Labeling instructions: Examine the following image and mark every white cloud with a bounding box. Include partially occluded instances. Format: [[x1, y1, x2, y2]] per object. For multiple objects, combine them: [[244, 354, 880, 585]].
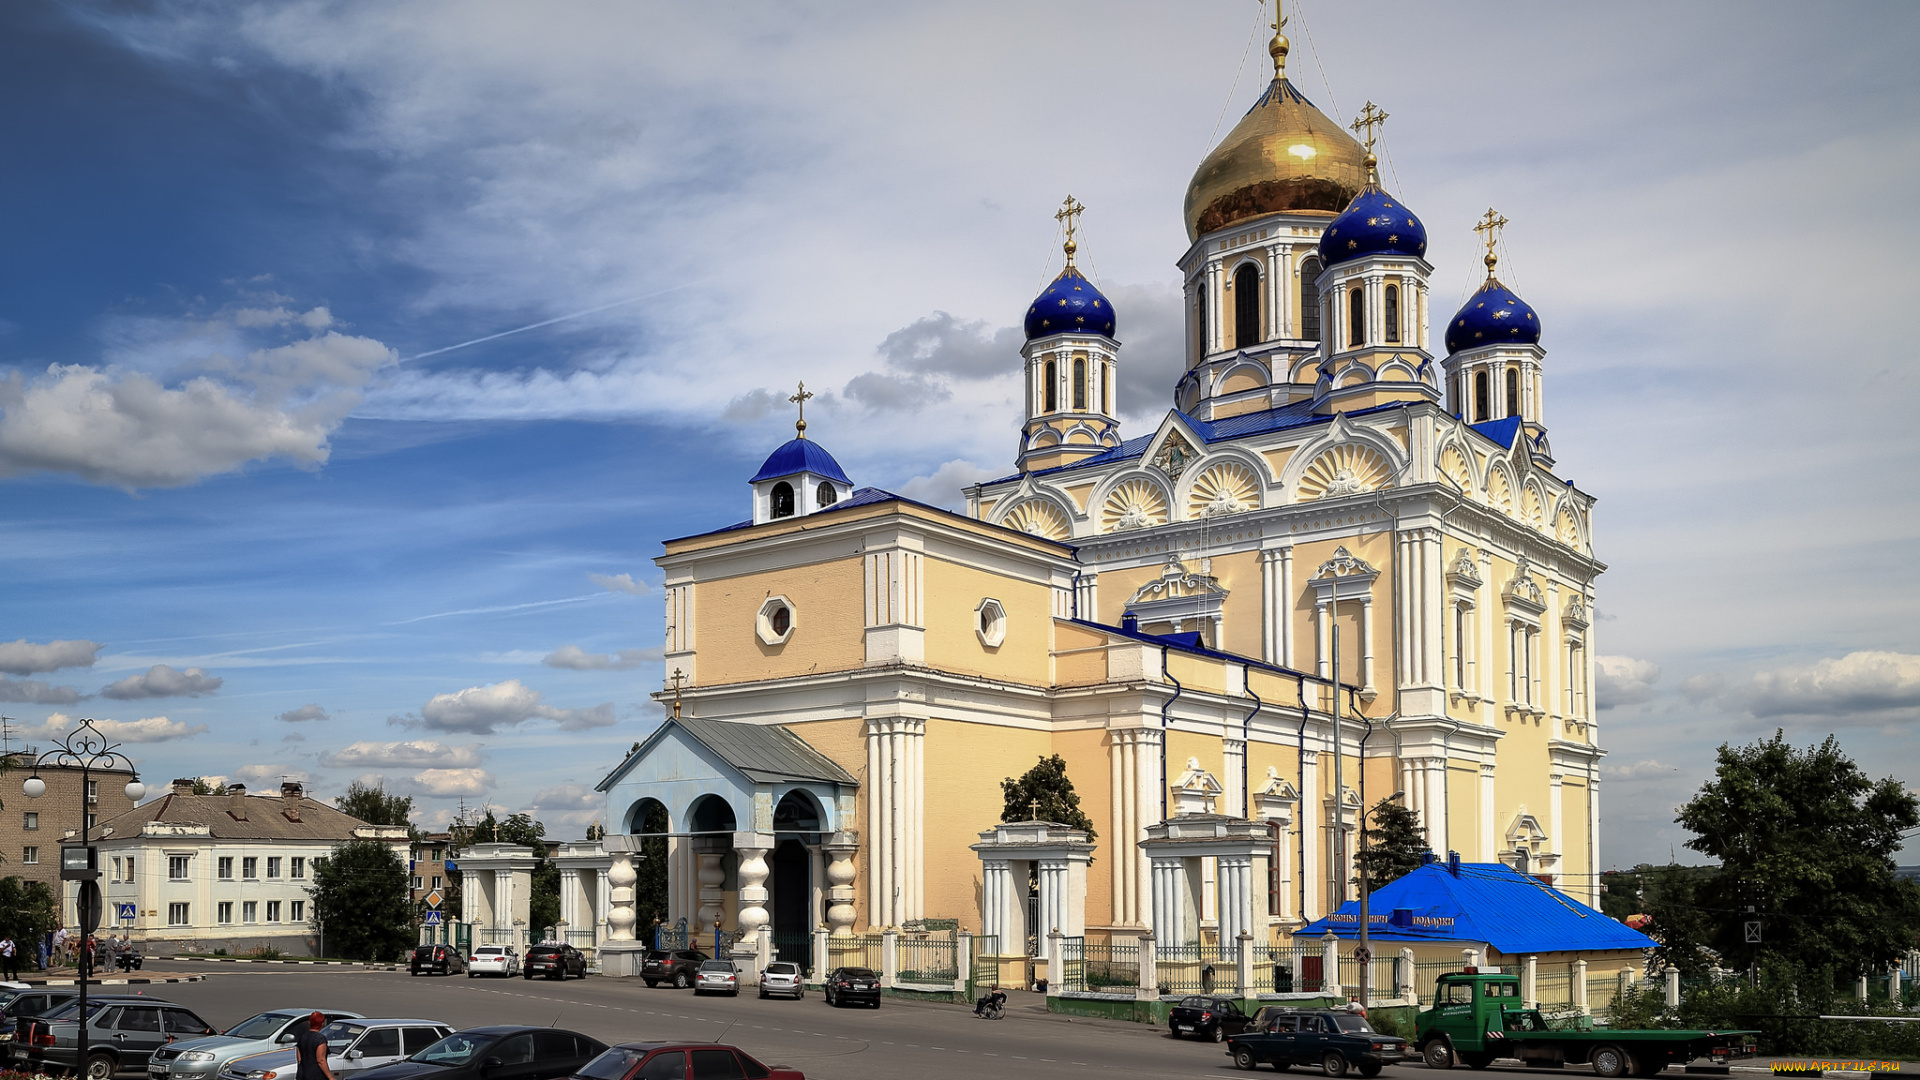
[[588, 573, 648, 596], [1745, 651, 1920, 721], [409, 768, 494, 798], [1680, 673, 1726, 703], [234, 763, 312, 787], [232, 305, 333, 331], [283, 732, 307, 743], [100, 664, 223, 700], [397, 678, 614, 734], [0, 639, 101, 675], [277, 703, 329, 723], [1595, 655, 1661, 709], [542, 644, 656, 671], [321, 740, 485, 769], [0, 677, 83, 705], [529, 782, 602, 830], [22, 714, 208, 744], [1603, 759, 1680, 782], [893, 459, 998, 510]]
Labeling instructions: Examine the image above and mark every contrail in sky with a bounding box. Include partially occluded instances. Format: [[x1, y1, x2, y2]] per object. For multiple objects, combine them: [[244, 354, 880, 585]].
[[385, 593, 608, 626], [402, 283, 695, 362]]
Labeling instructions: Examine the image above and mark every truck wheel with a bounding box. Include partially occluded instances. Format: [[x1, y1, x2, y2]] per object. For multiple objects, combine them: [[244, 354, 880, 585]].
[[1591, 1045, 1633, 1079], [1423, 1040, 1455, 1070], [1461, 1053, 1495, 1070], [1322, 1052, 1350, 1078], [84, 1053, 116, 1080], [1633, 1055, 1668, 1077], [1234, 1048, 1258, 1071], [1359, 1066, 1383, 1079]]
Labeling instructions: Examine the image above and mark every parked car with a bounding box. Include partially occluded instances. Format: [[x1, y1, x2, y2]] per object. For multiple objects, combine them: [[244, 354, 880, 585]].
[[574, 1041, 804, 1080], [23, 995, 220, 1080], [353, 1026, 605, 1080], [149, 1009, 364, 1080], [1169, 995, 1255, 1042], [466, 946, 520, 978], [0, 990, 77, 1064], [522, 945, 587, 981], [219, 1020, 455, 1080], [639, 949, 708, 989], [692, 960, 740, 997], [410, 946, 464, 976], [759, 961, 804, 1000], [1226, 1006, 1408, 1077], [822, 967, 880, 1009]]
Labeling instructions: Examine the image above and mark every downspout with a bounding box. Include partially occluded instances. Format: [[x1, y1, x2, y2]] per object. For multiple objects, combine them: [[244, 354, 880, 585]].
[[1160, 646, 1183, 823], [1295, 675, 1311, 922], [1241, 662, 1263, 817]]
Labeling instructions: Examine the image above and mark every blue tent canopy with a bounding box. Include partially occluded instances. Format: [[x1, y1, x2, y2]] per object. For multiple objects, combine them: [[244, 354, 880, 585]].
[[1293, 862, 1654, 956]]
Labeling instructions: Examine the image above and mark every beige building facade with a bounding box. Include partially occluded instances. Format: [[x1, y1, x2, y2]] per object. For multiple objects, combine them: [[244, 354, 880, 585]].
[[0, 754, 138, 892]]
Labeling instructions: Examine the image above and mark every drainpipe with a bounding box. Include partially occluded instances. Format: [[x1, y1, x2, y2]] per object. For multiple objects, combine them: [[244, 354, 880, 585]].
[[1295, 675, 1312, 922], [1160, 646, 1183, 823], [1241, 663, 1263, 818]]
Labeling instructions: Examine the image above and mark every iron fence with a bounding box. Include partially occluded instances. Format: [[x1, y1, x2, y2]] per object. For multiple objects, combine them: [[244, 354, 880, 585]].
[[655, 918, 689, 951], [1409, 958, 1463, 1004], [1336, 954, 1401, 997], [769, 931, 812, 973], [1587, 970, 1630, 1017], [1157, 942, 1240, 996], [1251, 943, 1328, 994], [478, 927, 516, 945], [564, 930, 596, 957], [827, 932, 884, 974], [896, 933, 958, 985], [1057, 937, 1140, 993], [971, 934, 1000, 990], [1534, 966, 1576, 1010]]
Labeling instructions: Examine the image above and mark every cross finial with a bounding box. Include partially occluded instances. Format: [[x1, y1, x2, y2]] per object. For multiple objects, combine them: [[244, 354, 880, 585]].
[[1474, 207, 1509, 278], [1028, 797, 1042, 821], [667, 668, 688, 720], [1268, 0, 1290, 78], [1349, 101, 1388, 184], [787, 381, 813, 439], [1055, 195, 1085, 268]]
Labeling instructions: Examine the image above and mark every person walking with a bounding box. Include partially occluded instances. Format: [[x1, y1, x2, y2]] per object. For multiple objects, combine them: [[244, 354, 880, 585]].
[[0, 937, 17, 981], [295, 1012, 335, 1080], [51, 927, 67, 969]]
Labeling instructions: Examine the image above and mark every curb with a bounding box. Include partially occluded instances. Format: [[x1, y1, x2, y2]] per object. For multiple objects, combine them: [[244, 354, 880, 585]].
[[170, 959, 405, 970], [14, 975, 207, 986]]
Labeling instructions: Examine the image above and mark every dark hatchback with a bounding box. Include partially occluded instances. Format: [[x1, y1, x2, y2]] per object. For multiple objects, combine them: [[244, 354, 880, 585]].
[[821, 967, 879, 1009], [355, 1027, 606, 1080], [1168, 995, 1255, 1042], [574, 1041, 804, 1080], [410, 945, 465, 976], [21, 996, 218, 1079], [1226, 1007, 1407, 1077], [640, 950, 708, 989], [0, 990, 77, 1064], [523, 945, 587, 981]]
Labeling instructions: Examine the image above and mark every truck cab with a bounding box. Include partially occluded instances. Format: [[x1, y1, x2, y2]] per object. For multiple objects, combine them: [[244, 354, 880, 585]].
[[1417, 971, 1537, 1067]]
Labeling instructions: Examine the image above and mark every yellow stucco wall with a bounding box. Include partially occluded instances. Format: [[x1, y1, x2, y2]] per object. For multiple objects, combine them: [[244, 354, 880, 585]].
[[1052, 726, 1116, 928], [695, 557, 866, 685], [922, 719, 1052, 929], [923, 557, 1053, 686]]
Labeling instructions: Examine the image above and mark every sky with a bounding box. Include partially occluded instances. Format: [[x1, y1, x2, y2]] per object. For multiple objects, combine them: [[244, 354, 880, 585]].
[[0, 1, 1916, 867]]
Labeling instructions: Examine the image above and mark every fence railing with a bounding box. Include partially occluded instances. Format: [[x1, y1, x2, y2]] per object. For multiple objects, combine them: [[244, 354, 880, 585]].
[[896, 933, 958, 985], [1336, 954, 1401, 996], [1410, 958, 1462, 1004], [1156, 943, 1240, 995], [1057, 937, 1141, 994], [1587, 970, 1630, 1017], [827, 932, 885, 973], [1251, 943, 1328, 994], [478, 927, 516, 945], [564, 930, 596, 955], [972, 934, 1000, 989]]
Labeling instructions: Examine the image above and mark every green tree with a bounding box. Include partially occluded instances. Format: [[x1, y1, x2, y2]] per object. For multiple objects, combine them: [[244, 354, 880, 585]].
[[1677, 731, 1920, 978], [308, 840, 414, 961], [1000, 755, 1098, 844], [336, 781, 415, 831], [1353, 797, 1428, 890], [0, 877, 59, 945], [457, 810, 559, 936], [633, 803, 669, 928], [190, 778, 229, 795]]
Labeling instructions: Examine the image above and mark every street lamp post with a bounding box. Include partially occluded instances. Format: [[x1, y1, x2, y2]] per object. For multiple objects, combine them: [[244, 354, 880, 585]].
[[1355, 789, 1405, 1010], [22, 719, 145, 1030]]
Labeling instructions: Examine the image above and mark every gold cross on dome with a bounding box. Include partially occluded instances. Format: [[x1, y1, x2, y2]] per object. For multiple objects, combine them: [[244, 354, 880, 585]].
[[1474, 207, 1509, 277], [1349, 101, 1389, 155], [788, 381, 813, 439], [1028, 797, 1042, 821], [1268, 0, 1290, 77], [667, 667, 688, 720], [1055, 195, 1085, 267]]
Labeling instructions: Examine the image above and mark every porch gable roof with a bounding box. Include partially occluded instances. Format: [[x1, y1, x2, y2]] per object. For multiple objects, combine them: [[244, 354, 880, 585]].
[[597, 716, 858, 792]]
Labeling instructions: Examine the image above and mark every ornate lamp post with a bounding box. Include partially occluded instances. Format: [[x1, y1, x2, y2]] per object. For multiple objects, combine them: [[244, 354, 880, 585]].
[[22, 719, 145, 1024]]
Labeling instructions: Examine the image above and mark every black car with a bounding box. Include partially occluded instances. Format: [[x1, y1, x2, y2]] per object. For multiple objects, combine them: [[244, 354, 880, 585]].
[[822, 966, 880, 1008], [22, 995, 218, 1080], [0, 990, 78, 1065], [411, 945, 465, 976], [355, 1026, 606, 1080], [574, 1041, 804, 1080], [1226, 1007, 1408, 1078], [523, 944, 587, 981], [1169, 995, 1255, 1042], [640, 949, 708, 989]]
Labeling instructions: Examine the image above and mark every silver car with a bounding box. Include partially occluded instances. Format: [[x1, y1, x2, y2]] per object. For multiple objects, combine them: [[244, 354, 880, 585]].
[[149, 1010, 363, 1080], [757, 961, 804, 1000], [693, 959, 741, 996], [218, 1019, 454, 1080]]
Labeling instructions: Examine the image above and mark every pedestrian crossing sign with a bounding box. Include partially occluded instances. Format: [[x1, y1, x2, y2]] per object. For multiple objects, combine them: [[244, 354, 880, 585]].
[[116, 903, 136, 921], [423, 911, 443, 925]]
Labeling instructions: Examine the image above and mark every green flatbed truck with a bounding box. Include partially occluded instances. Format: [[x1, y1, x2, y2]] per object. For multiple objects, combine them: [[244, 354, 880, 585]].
[[1416, 970, 1757, 1077]]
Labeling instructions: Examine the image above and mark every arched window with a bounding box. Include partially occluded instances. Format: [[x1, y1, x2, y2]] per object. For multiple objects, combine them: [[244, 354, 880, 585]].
[[1506, 368, 1521, 418], [1195, 284, 1209, 358], [1299, 257, 1322, 341], [1073, 357, 1087, 410], [816, 482, 837, 508], [1233, 263, 1261, 348], [1348, 287, 1366, 347], [1474, 371, 1490, 422], [1384, 285, 1400, 343], [771, 482, 795, 519], [1043, 359, 1057, 412]]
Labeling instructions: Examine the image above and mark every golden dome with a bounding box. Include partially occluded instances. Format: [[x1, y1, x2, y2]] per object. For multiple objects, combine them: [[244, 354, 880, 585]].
[[1183, 76, 1370, 242]]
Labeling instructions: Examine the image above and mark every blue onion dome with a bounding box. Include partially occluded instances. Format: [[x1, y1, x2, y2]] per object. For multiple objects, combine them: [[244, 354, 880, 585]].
[[1445, 274, 1542, 354], [750, 438, 851, 485], [1319, 184, 1427, 267], [1025, 266, 1117, 341]]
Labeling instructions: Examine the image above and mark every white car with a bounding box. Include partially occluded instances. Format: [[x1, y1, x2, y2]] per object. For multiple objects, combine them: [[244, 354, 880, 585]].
[[693, 959, 740, 996], [465, 946, 520, 978], [758, 961, 803, 1000]]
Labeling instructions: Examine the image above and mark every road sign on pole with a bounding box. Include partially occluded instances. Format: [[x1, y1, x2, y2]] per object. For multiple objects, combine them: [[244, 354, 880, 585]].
[[116, 903, 136, 921], [423, 910, 444, 926], [424, 890, 444, 909], [1744, 921, 1762, 943]]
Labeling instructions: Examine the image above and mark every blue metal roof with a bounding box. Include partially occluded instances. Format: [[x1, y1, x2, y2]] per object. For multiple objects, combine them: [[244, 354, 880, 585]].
[[1469, 415, 1523, 450], [1294, 862, 1655, 955], [663, 486, 1079, 548], [1446, 276, 1541, 354], [1319, 185, 1428, 268], [749, 438, 853, 485], [1026, 266, 1116, 341]]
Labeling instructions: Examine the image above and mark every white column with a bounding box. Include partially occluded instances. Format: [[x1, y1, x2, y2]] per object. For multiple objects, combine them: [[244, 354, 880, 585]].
[[1219, 856, 1253, 945], [1136, 728, 1161, 903], [1588, 775, 1602, 906], [1479, 553, 1497, 708], [735, 843, 770, 946], [866, 722, 882, 928], [1548, 771, 1564, 875], [981, 860, 1010, 945], [1207, 260, 1226, 354], [1314, 599, 1330, 679], [910, 717, 925, 924], [605, 853, 636, 941], [1480, 765, 1498, 862], [1279, 546, 1295, 668], [1224, 740, 1246, 817], [1110, 729, 1126, 925], [1151, 859, 1186, 945], [1426, 760, 1449, 854], [824, 843, 857, 938], [1359, 596, 1376, 694]]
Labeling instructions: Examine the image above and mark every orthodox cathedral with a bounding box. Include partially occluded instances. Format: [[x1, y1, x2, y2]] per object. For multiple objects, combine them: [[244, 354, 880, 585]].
[[593, 12, 1602, 971]]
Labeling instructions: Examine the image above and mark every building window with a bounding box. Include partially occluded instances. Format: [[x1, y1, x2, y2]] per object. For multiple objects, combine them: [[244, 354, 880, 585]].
[[111, 857, 121, 882], [1299, 257, 1322, 342], [1348, 287, 1366, 347], [21, 847, 37, 866], [85, 813, 96, 831], [1384, 285, 1400, 343], [243, 856, 258, 880], [1474, 371, 1490, 422], [85, 780, 98, 804], [266, 857, 281, 879], [243, 901, 258, 924], [815, 482, 837, 508], [266, 901, 281, 923], [168, 903, 189, 927], [1043, 359, 1057, 412], [769, 482, 794, 519], [412, 875, 423, 890], [218, 857, 233, 880], [1194, 285, 1208, 358], [1268, 821, 1285, 917], [430, 876, 441, 890], [1454, 607, 1467, 689], [1506, 367, 1521, 418], [975, 598, 1007, 648], [169, 856, 190, 880], [126, 856, 134, 884], [22, 812, 37, 831], [1072, 357, 1087, 411], [290, 900, 305, 923], [217, 902, 233, 925], [756, 596, 797, 647], [1234, 263, 1261, 348], [290, 857, 305, 880]]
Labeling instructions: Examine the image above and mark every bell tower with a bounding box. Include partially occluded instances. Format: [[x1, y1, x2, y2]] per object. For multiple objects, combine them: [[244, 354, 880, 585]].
[[1018, 196, 1122, 473]]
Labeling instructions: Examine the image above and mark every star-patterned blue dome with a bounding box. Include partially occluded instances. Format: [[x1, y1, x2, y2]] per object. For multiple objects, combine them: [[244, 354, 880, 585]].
[[1318, 186, 1427, 268], [1445, 277, 1542, 354], [1025, 267, 1116, 341]]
